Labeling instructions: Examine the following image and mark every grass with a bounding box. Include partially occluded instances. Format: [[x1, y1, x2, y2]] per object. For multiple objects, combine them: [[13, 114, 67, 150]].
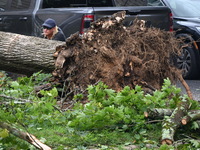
[[29, 125, 139, 149], [12, 123, 164, 149]]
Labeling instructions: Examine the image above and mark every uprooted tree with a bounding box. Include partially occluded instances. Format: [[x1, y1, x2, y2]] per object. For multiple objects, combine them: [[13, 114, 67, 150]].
[[0, 11, 189, 94], [0, 11, 198, 146]]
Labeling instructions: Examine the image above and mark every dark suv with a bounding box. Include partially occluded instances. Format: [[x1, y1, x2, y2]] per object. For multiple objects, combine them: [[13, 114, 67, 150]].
[[149, 0, 200, 79]]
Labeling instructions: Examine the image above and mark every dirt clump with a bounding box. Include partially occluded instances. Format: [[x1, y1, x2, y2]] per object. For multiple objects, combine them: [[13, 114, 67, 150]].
[[52, 11, 182, 100]]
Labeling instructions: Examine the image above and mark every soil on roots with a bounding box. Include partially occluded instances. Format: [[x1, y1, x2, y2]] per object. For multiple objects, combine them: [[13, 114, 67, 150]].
[[52, 11, 182, 105]]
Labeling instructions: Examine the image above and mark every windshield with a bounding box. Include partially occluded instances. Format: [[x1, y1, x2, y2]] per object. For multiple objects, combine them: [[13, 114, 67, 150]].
[[165, 0, 200, 18]]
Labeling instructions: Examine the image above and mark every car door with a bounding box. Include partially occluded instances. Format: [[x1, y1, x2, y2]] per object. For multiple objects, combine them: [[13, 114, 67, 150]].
[[1, 0, 35, 36], [0, 0, 9, 31]]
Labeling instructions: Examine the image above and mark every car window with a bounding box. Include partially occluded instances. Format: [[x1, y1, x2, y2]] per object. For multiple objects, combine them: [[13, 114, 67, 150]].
[[10, 0, 31, 11], [0, 0, 7, 10], [87, 0, 113, 7], [42, 0, 113, 8], [115, 0, 148, 6], [42, 0, 70, 8], [166, 0, 200, 17], [147, 0, 164, 6]]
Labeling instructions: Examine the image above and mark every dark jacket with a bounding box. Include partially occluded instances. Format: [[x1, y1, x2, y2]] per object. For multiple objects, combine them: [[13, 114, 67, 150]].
[[52, 28, 66, 41], [41, 27, 66, 42]]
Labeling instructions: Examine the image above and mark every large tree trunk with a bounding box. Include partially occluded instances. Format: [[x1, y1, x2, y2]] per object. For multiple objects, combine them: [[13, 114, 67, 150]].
[[0, 31, 65, 75]]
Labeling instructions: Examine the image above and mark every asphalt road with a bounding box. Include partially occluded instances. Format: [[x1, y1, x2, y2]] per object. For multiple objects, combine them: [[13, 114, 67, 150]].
[[176, 80, 200, 101]]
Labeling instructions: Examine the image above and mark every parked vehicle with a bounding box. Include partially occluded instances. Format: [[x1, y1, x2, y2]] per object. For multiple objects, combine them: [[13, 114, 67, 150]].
[[0, 0, 172, 38], [149, 0, 200, 79]]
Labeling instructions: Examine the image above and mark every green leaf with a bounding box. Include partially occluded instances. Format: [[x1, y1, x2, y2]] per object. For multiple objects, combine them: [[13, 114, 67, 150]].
[[10, 81, 19, 88], [0, 129, 9, 138], [134, 134, 141, 140], [191, 121, 200, 130], [190, 139, 199, 148]]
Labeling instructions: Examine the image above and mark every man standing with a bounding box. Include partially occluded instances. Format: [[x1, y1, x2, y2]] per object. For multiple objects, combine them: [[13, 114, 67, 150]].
[[42, 18, 66, 41]]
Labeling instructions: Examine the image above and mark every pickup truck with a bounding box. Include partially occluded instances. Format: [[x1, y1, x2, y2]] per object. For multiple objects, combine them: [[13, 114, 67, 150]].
[[0, 0, 172, 38]]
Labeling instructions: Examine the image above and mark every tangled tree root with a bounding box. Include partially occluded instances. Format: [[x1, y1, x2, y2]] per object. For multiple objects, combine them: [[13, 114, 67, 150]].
[[52, 11, 186, 98]]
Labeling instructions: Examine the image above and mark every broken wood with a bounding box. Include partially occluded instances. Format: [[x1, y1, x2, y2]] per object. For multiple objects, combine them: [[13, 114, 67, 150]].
[[144, 108, 174, 119], [182, 110, 200, 125], [160, 75, 194, 145], [161, 96, 190, 145], [0, 122, 51, 150]]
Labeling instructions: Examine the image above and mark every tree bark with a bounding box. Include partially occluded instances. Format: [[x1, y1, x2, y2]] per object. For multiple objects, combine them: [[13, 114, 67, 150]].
[[161, 96, 190, 145], [145, 108, 200, 120], [0, 31, 65, 75], [0, 122, 51, 150], [160, 75, 193, 145], [144, 108, 175, 119]]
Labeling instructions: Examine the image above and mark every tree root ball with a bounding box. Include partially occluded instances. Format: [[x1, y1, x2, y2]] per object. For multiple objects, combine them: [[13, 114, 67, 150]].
[[53, 11, 182, 95]]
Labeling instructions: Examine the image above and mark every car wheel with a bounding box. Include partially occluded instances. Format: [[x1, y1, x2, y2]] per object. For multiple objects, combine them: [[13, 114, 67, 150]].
[[175, 47, 199, 79]]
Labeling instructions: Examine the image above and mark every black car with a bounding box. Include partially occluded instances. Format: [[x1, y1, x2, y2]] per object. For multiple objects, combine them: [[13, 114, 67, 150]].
[[148, 0, 200, 79]]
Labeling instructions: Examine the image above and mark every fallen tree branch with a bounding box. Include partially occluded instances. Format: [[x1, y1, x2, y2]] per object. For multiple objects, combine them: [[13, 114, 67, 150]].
[[160, 74, 193, 145], [173, 134, 200, 148], [182, 111, 200, 125], [145, 108, 200, 120], [0, 94, 33, 104], [161, 96, 190, 145], [0, 122, 51, 150], [178, 75, 193, 100], [144, 108, 174, 119]]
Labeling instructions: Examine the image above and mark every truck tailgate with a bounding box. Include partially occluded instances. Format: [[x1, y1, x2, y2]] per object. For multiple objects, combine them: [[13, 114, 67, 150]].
[[93, 6, 172, 31]]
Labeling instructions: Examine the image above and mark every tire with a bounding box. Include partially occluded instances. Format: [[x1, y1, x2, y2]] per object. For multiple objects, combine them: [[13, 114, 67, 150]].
[[175, 47, 200, 79]]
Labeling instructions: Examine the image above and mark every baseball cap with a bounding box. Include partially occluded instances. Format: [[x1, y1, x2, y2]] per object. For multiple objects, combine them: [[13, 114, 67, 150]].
[[42, 18, 56, 29]]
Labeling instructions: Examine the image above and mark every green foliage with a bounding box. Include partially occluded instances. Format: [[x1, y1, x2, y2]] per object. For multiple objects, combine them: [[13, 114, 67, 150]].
[[0, 72, 66, 128], [0, 72, 199, 149], [159, 144, 175, 150], [0, 129, 9, 138], [67, 83, 147, 130], [67, 79, 190, 131], [191, 121, 200, 130]]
